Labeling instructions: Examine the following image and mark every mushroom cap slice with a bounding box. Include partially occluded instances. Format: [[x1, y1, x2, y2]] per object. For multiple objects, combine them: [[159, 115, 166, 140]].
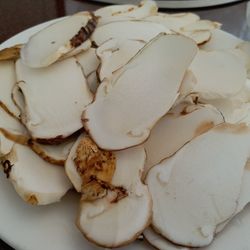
[[21, 13, 97, 68], [75, 48, 100, 77], [16, 57, 93, 142], [200, 29, 242, 51], [28, 138, 75, 166], [83, 33, 197, 150], [97, 38, 146, 81], [145, 12, 199, 31], [96, 0, 158, 26], [143, 103, 224, 175], [0, 61, 21, 119], [0, 143, 72, 205], [146, 123, 250, 247], [144, 227, 190, 250], [204, 204, 250, 250], [191, 50, 246, 99], [91, 20, 169, 46], [77, 145, 152, 248]]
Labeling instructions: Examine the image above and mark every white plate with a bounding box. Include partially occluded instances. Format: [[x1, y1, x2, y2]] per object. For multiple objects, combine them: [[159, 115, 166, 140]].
[[0, 19, 151, 250]]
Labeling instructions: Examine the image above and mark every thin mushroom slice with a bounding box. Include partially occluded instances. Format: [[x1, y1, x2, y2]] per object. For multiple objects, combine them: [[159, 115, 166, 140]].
[[181, 30, 211, 45], [0, 144, 72, 205], [143, 103, 224, 176], [16, 57, 93, 143], [144, 227, 190, 250], [145, 12, 199, 31], [190, 50, 246, 99], [77, 145, 152, 248], [75, 48, 100, 77], [96, 0, 158, 26], [0, 61, 21, 119], [28, 137, 76, 166], [83, 33, 197, 150], [0, 44, 22, 61], [204, 204, 250, 250], [200, 29, 242, 51], [91, 20, 169, 47], [181, 20, 221, 32], [21, 13, 97, 68], [97, 38, 146, 81], [146, 123, 250, 247]]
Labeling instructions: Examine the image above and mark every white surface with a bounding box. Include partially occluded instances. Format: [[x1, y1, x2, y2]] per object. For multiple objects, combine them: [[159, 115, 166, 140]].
[[0, 19, 151, 250]]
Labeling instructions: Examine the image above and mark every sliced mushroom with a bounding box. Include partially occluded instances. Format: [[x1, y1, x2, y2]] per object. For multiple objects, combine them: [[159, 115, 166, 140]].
[[200, 29, 242, 51], [91, 20, 169, 47], [97, 38, 146, 81], [75, 48, 100, 77], [28, 137, 76, 166], [190, 50, 246, 99], [0, 143, 72, 205], [83, 33, 197, 150], [181, 30, 211, 45], [181, 20, 221, 32], [146, 123, 250, 247], [144, 227, 190, 250], [145, 12, 199, 31], [76, 145, 152, 248], [143, 103, 224, 176], [15, 57, 93, 143], [0, 61, 21, 119], [21, 13, 97, 68], [0, 44, 22, 61], [96, 0, 158, 26]]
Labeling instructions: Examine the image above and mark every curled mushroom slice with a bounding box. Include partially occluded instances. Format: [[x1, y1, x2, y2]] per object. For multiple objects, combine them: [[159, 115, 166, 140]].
[[76, 145, 152, 248], [16, 57, 93, 143], [0, 143, 72, 205], [144, 227, 190, 250], [96, 0, 158, 26], [83, 33, 197, 150], [21, 13, 97, 68], [0, 44, 22, 61], [0, 61, 21, 119], [146, 123, 250, 247], [143, 103, 224, 176], [191, 50, 246, 99], [91, 20, 169, 47]]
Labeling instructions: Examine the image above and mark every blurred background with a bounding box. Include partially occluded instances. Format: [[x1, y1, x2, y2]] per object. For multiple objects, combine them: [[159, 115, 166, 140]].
[[0, 0, 250, 43]]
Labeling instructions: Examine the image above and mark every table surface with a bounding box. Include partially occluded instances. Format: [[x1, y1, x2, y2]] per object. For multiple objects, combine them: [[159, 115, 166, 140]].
[[0, 0, 250, 249]]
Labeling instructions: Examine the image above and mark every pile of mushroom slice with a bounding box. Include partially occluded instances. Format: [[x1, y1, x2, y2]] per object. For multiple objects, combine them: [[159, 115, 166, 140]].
[[2, 0, 250, 249]]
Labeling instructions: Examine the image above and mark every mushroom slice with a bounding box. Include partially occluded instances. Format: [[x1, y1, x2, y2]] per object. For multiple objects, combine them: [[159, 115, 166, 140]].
[[0, 143, 72, 205], [0, 61, 21, 119], [86, 71, 99, 94], [83, 33, 197, 150], [200, 29, 242, 51], [143, 103, 224, 175], [28, 138, 75, 166], [181, 20, 221, 32], [181, 30, 211, 45], [146, 123, 250, 247], [0, 44, 22, 61], [96, 0, 158, 26], [21, 13, 97, 68], [16, 57, 93, 143], [144, 227, 190, 250], [204, 204, 250, 250], [191, 50, 246, 99], [75, 48, 100, 77], [77, 145, 152, 248], [91, 20, 169, 46], [145, 12, 199, 31], [97, 38, 146, 81]]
